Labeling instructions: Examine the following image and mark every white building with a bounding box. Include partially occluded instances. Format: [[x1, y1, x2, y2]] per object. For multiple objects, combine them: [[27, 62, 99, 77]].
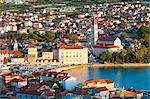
[[96, 37, 123, 49], [59, 76, 77, 91], [42, 51, 53, 60], [11, 56, 25, 64], [92, 45, 121, 58], [53, 46, 88, 65], [90, 37, 123, 58]]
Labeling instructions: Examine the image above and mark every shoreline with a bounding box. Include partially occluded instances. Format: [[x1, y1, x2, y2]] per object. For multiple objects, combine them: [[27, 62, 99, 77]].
[[50, 63, 150, 72]]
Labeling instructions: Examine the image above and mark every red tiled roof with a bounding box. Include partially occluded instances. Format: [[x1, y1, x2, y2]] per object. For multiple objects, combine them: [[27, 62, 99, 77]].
[[97, 37, 117, 42], [4, 81, 11, 86], [2, 73, 10, 77], [97, 87, 108, 91], [11, 78, 26, 83], [29, 84, 43, 91], [28, 46, 37, 48], [12, 55, 24, 58], [44, 91, 53, 96], [0, 39, 3, 43], [60, 92, 66, 97], [71, 89, 88, 95], [60, 46, 85, 49], [0, 90, 9, 94], [0, 50, 22, 55], [29, 79, 40, 83], [18, 90, 43, 96], [81, 79, 113, 87], [93, 44, 119, 49]]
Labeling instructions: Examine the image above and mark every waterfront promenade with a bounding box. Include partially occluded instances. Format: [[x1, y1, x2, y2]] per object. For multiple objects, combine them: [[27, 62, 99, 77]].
[[1, 63, 150, 74], [50, 63, 150, 72]]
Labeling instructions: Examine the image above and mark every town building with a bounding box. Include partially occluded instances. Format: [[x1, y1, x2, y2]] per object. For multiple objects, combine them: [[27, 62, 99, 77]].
[[91, 37, 123, 58], [96, 37, 123, 49], [42, 51, 53, 60], [53, 46, 88, 65], [0, 50, 22, 63], [11, 56, 25, 64], [78, 79, 114, 90], [27, 46, 38, 62]]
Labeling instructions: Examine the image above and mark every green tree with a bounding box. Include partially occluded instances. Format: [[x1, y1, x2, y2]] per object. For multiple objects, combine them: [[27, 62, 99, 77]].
[[137, 25, 150, 47], [116, 56, 122, 64], [17, 33, 28, 41], [68, 34, 78, 41], [99, 51, 111, 63], [44, 31, 55, 42], [7, 33, 16, 40], [137, 25, 150, 38], [99, 52, 107, 63], [120, 49, 127, 63]]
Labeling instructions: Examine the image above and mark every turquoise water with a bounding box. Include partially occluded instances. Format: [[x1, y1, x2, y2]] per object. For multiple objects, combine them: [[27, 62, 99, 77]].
[[66, 67, 150, 90]]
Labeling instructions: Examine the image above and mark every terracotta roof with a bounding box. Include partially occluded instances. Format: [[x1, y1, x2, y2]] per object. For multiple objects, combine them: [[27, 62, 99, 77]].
[[81, 79, 113, 87], [12, 55, 24, 58], [42, 50, 51, 52], [11, 78, 26, 82], [59, 92, 66, 97], [0, 89, 9, 94], [97, 87, 108, 91], [93, 44, 119, 49], [29, 79, 40, 83], [18, 90, 43, 96], [60, 46, 85, 49], [44, 91, 53, 96], [0, 39, 3, 43], [42, 82, 54, 87], [28, 46, 37, 48], [71, 89, 88, 95], [2, 73, 10, 77], [0, 50, 22, 55], [29, 84, 43, 90], [97, 37, 117, 42]]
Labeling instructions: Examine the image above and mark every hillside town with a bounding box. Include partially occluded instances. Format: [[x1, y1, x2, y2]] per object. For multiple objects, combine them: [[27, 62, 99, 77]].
[[0, 1, 149, 65], [0, 0, 150, 98]]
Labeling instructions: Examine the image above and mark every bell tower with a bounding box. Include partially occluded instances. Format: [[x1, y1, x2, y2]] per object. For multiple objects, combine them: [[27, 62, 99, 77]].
[[14, 39, 18, 50], [91, 14, 98, 46]]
